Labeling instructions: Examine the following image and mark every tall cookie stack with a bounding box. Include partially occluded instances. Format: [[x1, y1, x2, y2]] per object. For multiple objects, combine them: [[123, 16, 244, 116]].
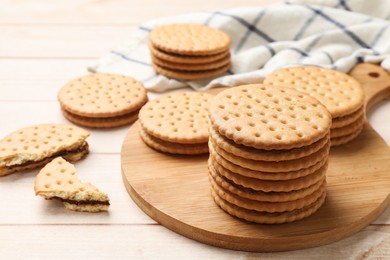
[[149, 24, 231, 80], [208, 84, 332, 224], [58, 73, 148, 128], [264, 66, 365, 146], [138, 92, 213, 155]]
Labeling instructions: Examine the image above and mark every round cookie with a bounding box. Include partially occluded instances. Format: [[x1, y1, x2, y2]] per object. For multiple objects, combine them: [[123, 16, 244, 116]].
[[139, 128, 208, 155], [209, 172, 326, 213], [264, 66, 364, 118], [210, 126, 330, 162], [152, 55, 230, 71], [211, 189, 327, 224], [331, 106, 364, 129], [62, 109, 139, 128], [210, 148, 329, 181], [139, 92, 213, 144], [58, 73, 148, 118], [330, 115, 365, 138], [150, 24, 231, 55], [150, 45, 230, 64], [209, 139, 330, 173], [208, 163, 326, 202], [152, 62, 230, 81], [331, 126, 364, 146], [209, 84, 332, 150], [209, 159, 327, 192]]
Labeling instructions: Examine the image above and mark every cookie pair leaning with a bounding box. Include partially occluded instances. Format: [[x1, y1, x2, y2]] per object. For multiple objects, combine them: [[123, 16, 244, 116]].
[[58, 73, 148, 128], [0, 124, 90, 176], [138, 92, 213, 155], [264, 66, 365, 146], [149, 24, 231, 80], [208, 84, 332, 224]]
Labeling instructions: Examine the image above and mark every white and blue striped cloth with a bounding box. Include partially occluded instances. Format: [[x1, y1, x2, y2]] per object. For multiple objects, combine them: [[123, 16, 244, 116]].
[[92, 0, 390, 92]]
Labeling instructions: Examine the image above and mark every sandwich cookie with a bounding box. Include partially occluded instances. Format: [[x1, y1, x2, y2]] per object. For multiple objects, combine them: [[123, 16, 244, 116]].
[[264, 66, 365, 146], [139, 92, 213, 155], [35, 157, 109, 212], [149, 24, 231, 80], [0, 124, 89, 176], [58, 73, 148, 128], [208, 84, 332, 224]]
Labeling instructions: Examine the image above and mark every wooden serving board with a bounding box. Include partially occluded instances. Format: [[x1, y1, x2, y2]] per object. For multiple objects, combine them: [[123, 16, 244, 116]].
[[121, 64, 390, 252]]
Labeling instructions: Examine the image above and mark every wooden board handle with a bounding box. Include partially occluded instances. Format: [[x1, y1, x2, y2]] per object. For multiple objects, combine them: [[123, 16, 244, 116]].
[[349, 63, 390, 111]]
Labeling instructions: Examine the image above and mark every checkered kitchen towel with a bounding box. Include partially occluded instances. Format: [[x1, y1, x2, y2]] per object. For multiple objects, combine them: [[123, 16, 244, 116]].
[[92, 0, 390, 92]]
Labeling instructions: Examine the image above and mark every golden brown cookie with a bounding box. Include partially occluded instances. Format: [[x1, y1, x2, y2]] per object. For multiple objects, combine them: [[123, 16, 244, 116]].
[[264, 66, 364, 118], [62, 108, 139, 128], [209, 158, 327, 192], [139, 127, 208, 155], [35, 157, 109, 212], [331, 105, 364, 129], [139, 92, 213, 144], [150, 44, 230, 64], [208, 165, 326, 202], [150, 24, 231, 55], [152, 55, 230, 71], [152, 62, 230, 81], [209, 148, 329, 181], [58, 73, 148, 118], [210, 125, 330, 161], [209, 139, 330, 173], [209, 172, 326, 212], [0, 124, 89, 176], [331, 125, 365, 146], [209, 84, 332, 150], [211, 189, 326, 224], [330, 114, 365, 138]]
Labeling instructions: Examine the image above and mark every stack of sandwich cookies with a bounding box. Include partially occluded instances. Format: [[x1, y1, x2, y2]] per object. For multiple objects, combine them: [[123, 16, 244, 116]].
[[149, 24, 231, 80], [0, 124, 89, 176], [58, 73, 148, 128], [35, 157, 109, 212], [208, 84, 332, 224], [139, 92, 213, 155], [264, 66, 365, 146]]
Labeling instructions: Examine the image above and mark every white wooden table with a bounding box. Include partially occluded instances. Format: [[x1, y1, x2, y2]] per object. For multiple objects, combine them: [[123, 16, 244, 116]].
[[1, 1, 389, 258]]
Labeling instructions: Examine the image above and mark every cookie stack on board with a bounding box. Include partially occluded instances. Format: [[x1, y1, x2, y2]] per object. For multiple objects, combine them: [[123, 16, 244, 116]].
[[138, 92, 213, 155], [264, 66, 365, 146], [58, 73, 148, 128], [208, 84, 332, 224], [149, 24, 231, 80]]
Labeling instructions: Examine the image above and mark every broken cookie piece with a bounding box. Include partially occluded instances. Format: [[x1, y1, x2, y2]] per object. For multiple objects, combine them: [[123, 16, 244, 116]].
[[0, 124, 90, 176], [34, 157, 109, 212]]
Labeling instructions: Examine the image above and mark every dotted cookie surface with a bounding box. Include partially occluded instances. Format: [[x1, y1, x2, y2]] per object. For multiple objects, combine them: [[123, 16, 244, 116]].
[[150, 24, 231, 55], [58, 73, 148, 118], [264, 66, 364, 118], [209, 84, 332, 150], [0, 124, 89, 167], [139, 92, 213, 144]]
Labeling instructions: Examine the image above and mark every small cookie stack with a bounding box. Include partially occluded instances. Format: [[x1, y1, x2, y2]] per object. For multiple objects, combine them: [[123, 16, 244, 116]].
[[264, 66, 365, 146], [208, 84, 332, 224], [149, 24, 231, 80], [58, 73, 148, 128], [138, 92, 213, 155]]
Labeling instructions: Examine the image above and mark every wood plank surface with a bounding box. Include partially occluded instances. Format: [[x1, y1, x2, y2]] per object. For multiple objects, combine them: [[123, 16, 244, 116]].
[[0, 0, 273, 25]]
